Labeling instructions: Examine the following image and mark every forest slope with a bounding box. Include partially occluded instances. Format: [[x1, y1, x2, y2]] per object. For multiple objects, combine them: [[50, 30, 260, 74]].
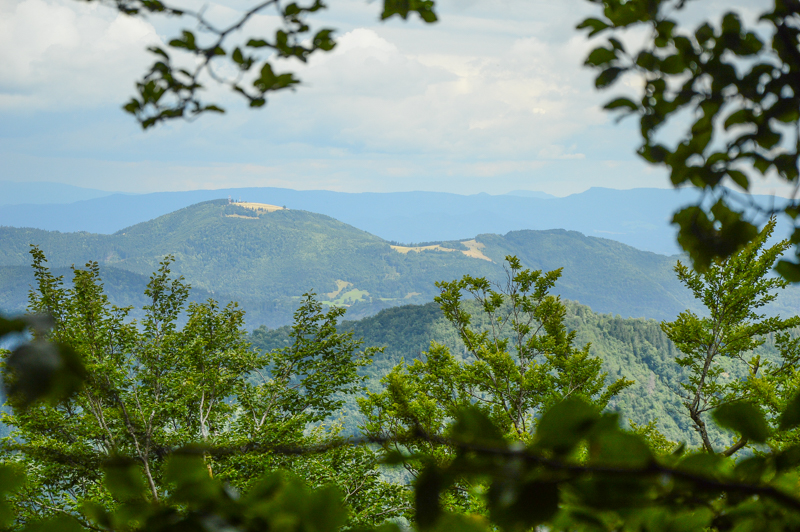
[[1, 199, 797, 326], [252, 300, 793, 445]]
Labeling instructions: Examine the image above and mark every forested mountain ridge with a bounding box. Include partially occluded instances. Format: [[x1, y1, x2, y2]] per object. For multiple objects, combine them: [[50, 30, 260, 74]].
[[1, 199, 797, 326], [252, 299, 792, 445], [1, 185, 793, 257]]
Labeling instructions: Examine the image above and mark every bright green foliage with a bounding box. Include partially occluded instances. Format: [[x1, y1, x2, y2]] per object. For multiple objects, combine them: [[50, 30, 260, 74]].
[[0, 248, 404, 529], [662, 220, 800, 455], [7, 257, 800, 529], [579, 0, 800, 274], [359, 256, 633, 517]]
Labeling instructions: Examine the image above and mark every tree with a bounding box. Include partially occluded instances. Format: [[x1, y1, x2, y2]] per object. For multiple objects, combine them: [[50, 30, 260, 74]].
[[661, 219, 800, 455], [579, 0, 800, 276], [359, 256, 633, 517], [8, 256, 800, 530], [1, 247, 404, 529]]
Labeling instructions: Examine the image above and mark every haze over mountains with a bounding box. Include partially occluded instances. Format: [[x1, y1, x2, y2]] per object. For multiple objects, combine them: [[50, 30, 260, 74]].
[[0, 182, 725, 255], [1, 198, 798, 328]]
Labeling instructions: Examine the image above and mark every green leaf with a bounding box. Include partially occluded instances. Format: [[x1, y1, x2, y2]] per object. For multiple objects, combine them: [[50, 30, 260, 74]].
[[724, 109, 749, 129], [667, 508, 714, 532], [0, 316, 26, 337], [535, 398, 599, 455], [713, 402, 769, 443], [779, 390, 800, 431], [576, 17, 610, 37], [4, 341, 85, 408], [727, 169, 749, 190], [450, 406, 504, 447], [660, 54, 685, 74], [415, 465, 442, 529], [604, 97, 638, 112], [775, 445, 800, 471], [22, 516, 85, 532], [733, 456, 768, 482], [776, 258, 800, 281], [677, 452, 726, 477], [247, 39, 270, 48], [168, 30, 197, 51], [595, 67, 624, 88], [585, 47, 617, 66], [489, 479, 559, 529], [593, 430, 652, 467], [672, 203, 758, 272], [104, 462, 147, 501]]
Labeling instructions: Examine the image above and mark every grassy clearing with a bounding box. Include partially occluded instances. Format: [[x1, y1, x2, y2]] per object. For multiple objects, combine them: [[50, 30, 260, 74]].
[[460, 239, 493, 262], [233, 202, 285, 213], [327, 280, 352, 299], [390, 244, 458, 254], [390, 241, 493, 262]]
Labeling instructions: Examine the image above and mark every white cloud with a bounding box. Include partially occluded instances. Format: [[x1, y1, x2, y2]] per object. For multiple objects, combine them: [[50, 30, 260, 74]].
[[0, 0, 159, 108], [257, 25, 607, 162], [3, 0, 770, 195]]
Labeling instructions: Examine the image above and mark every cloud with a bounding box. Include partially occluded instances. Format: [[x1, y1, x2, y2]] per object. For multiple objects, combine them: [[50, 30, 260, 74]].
[[0, 0, 159, 109], [255, 24, 607, 163], [3, 0, 745, 195]]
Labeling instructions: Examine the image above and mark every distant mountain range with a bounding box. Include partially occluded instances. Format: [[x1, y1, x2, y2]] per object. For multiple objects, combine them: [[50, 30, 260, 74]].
[[1, 199, 797, 328], [0, 183, 737, 256], [0, 181, 115, 205]]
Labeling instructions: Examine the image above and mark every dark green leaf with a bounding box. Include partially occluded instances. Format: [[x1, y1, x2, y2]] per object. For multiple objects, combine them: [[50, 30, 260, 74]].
[[450, 406, 504, 447], [576, 18, 610, 37], [4, 341, 85, 407], [415, 465, 442, 529], [604, 98, 638, 113], [104, 462, 147, 501], [727, 169, 749, 190], [585, 47, 617, 66], [776, 260, 800, 283], [595, 67, 623, 88], [489, 479, 559, 529], [779, 390, 800, 430], [593, 430, 652, 467], [713, 402, 769, 443], [535, 398, 599, 455]]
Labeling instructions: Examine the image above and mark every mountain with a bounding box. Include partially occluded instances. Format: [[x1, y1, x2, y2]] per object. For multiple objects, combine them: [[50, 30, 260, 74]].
[[0, 186, 757, 256], [0, 181, 116, 205], [1, 199, 795, 328], [504, 190, 557, 199]]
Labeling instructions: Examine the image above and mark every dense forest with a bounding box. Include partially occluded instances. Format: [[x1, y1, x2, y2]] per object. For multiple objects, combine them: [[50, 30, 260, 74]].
[[252, 298, 797, 446]]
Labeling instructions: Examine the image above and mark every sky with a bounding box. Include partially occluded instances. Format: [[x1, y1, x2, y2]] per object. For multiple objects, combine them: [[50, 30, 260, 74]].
[[0, 0, 784, 196]]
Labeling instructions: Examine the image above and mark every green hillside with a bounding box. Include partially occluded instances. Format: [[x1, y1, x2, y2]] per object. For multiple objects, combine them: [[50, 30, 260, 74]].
[[252, 300, 794, 445], [0, 199, 795, 327]]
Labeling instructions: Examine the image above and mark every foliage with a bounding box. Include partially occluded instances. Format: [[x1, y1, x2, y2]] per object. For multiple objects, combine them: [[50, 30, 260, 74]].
[[254, 295, 800, 445], [662, 219, 800, 455], [359, 256, 633, 514], [4, 250, 800, 529], [579, 0, 800, 276], [0, 248, 403, 529], [94, 0, 437, 128]]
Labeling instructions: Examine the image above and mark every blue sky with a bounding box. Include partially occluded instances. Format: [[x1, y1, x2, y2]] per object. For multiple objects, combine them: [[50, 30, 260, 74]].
[[0, 0, 779, 196]]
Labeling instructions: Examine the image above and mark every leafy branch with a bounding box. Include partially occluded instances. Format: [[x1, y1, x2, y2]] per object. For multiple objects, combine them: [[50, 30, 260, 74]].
[[90, 0, 438, 128]]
